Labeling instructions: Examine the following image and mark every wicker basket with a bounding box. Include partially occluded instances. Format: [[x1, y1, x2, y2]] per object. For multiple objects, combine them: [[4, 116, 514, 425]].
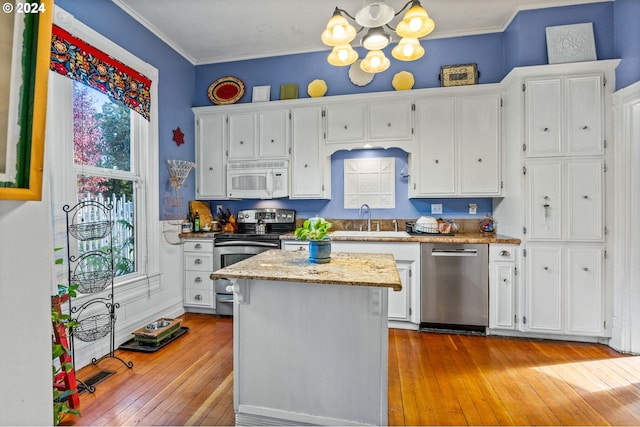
[[72, 270, 113, 294], [69, 221, 113, 241], [74, 314, 112, 342]]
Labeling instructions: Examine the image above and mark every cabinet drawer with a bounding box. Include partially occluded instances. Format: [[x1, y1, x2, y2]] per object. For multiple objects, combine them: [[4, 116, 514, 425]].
[[185, 288, 214, 307], [184, 253, 213, 271], [185, 270, 213, 290], [183, 240, 213, 252], [490, 245, 517, 262]]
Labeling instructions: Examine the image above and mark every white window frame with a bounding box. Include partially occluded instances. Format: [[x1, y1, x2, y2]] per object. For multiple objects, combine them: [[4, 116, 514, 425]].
[[48, 6, 160, 295]]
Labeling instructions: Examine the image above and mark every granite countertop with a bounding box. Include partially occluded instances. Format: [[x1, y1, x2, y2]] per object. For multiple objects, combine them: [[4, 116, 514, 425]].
[[279, 232, 521, 244], [210, 249, 402, 291]]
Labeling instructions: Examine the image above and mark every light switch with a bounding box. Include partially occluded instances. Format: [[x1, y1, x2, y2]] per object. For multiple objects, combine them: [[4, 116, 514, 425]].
[[469, 203, 478, 215], [431, 204, 443, 214]]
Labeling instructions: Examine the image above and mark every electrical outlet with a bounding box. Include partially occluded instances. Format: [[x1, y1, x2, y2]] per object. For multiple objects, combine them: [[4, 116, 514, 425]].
[[216, 204, 223, 213], [431, 204, 443, 215], [469, 203, 478, 215]]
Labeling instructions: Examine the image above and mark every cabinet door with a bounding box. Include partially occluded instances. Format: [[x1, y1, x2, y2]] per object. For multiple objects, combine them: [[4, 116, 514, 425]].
[[458, 94, 501, 195], [566, 160, 604, 241], [525, 78, 562, 157], [388, 260, 412, 321], [566, 75, 604, 156], [326, 104, 366, 143], [228, 113, 257, 160], [368, 101, 413, 141], [259, 109, 288, 158], [526, 245, 563, 333], [566, 246, 604, 336], [489, 263, 516, 330], [413, 98, 456, 195], [526, 160, 563, 240], [195, 114, 227, 199], [290, 107, 325, 198]]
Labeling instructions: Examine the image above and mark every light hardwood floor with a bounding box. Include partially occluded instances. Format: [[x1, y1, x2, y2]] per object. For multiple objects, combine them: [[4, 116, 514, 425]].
[[62, 312, 640, 426]]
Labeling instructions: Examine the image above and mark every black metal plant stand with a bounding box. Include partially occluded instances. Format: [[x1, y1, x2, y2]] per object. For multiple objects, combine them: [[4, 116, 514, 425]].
[[64, 200, 133, 393]]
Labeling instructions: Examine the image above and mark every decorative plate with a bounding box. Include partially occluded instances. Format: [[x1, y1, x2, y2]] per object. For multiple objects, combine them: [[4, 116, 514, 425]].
[[307, 79, 328, 97], [208, 76, 245, 105], [392, 71, 415, 91], [348, 60, 375, 87]]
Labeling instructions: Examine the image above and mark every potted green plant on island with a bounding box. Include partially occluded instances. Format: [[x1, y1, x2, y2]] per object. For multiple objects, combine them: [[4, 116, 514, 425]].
[[294, 217, 332, 264]]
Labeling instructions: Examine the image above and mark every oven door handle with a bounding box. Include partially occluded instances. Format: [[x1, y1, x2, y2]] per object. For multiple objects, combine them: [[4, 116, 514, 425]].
[[215, 240, 280, 248]]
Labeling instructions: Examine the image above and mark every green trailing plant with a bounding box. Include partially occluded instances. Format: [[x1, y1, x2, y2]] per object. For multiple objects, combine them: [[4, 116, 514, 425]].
[[52, 248, 81, 425], [294, 217, 332, 241]]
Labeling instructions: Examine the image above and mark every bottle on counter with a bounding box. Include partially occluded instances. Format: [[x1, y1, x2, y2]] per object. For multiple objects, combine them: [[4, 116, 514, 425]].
[[186, 212, 193, 232], [182, 216, 191, 233], [194, 211, 201, 232]]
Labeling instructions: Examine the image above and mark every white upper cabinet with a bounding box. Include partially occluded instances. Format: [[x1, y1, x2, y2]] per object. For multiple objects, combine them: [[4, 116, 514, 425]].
[[259, 109, 289, 158], [195, 113, 227, 200], [458, 95, 501, 195], [368, 101, 413, 141], [413, 97, 456, 195], [412, 93, 501, 197], [290, 107, 329, 199], [326, 104, 367, 143], [525, 74, 604, 157], [325, 99, 414, 145], [228, 110, 289, 161], [227, 112, 257, 160]]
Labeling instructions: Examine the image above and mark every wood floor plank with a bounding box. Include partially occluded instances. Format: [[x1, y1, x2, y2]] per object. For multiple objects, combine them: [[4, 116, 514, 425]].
[[61, 314, 640, 427]]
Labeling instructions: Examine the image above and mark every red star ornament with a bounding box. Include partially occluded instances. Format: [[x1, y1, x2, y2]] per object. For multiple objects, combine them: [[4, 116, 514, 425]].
[[172, 127, 185, 146]]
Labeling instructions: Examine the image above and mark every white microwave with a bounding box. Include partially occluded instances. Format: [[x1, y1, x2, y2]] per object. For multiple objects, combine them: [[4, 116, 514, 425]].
[[227, 161, 288, 199]]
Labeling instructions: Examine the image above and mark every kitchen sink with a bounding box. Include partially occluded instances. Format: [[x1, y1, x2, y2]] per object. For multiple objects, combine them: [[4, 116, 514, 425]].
[[331, 231, 410, 238]]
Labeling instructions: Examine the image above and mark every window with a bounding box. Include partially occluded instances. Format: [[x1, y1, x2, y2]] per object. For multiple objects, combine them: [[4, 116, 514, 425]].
[[49, 9, 159, 289], [73, 82, 137, 277]]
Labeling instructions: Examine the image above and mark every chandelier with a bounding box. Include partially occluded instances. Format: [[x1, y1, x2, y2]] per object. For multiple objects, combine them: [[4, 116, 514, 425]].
[[321, 0, 435, 74]]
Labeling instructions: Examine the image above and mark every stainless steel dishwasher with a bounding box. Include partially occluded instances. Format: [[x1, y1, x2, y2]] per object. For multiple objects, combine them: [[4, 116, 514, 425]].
[[420, 243, 489, 332]]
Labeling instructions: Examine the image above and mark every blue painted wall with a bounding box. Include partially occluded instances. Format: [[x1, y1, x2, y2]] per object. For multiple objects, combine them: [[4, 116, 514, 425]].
[[614, 0, 640, 89], [53, 1, 637, 221], [503, 2, 615, 71]]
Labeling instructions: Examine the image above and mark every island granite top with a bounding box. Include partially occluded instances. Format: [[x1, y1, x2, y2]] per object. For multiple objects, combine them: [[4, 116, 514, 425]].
[[210, 249, 402, 291]]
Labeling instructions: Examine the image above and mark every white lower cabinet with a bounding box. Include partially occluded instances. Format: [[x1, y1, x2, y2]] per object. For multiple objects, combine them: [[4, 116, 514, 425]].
[[525, 244, 605, 336], [183, 239, 216, 312], [489, 244, 519, 331], [283, 240, 420, 326]]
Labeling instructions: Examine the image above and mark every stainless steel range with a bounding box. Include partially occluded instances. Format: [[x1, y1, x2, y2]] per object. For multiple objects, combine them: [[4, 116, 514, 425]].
[[213, 208, 296, 315]]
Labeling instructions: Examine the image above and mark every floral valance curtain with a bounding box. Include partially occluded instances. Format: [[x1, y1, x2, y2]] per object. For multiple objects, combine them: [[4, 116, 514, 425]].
[[50, 24, 151, 121]]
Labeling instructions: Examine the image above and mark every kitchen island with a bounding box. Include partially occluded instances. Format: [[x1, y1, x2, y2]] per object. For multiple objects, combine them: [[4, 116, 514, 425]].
[[211, 249, 401, 426]]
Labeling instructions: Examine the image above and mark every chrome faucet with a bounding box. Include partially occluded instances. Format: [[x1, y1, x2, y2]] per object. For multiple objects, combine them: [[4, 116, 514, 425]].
[[359, 203, 371, 232]]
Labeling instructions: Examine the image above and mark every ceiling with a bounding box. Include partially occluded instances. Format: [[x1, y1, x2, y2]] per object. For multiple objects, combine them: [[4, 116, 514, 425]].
[[112, 0, 608, 66]]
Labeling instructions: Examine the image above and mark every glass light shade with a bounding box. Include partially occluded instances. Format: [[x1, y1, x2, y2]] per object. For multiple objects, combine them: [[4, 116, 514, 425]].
[[361, 27, 392, 50], [391, 37, 425, 61], [355, 0, 395, 27], [321, 12, 357, 46], [396, 2, 435, 38], [327, 44, 359, 66], [360, 50, 390, 73]]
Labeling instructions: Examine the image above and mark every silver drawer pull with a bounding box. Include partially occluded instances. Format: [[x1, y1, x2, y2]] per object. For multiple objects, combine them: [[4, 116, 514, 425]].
[[195, 294, 202, 301], [499, 250, 510, 257], [195, 243, 202, 249], [195, 277, 202, 283], [195, 259, 203, 264]]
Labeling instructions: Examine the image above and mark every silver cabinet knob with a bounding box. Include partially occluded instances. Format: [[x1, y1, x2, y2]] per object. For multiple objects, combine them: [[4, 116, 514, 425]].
[[583, 267, 590, 272], [503, 278, 508, 282], [543, 127, 549, 132], [344, 125, 348, 129], [582, 125, 589, 130], [270, 139, 275, 143], [239, 140, 244, 144], [195, 258, 202, 264], [544, 266, 549, 271], [435, 159, 439, 164], [195, 243, 202, 249], [583, 195, 589, 199], [478, 158, 483, 163], [387, 123, 392, 127], [195, 277, 202, 283], [195, 294, 202, 301]]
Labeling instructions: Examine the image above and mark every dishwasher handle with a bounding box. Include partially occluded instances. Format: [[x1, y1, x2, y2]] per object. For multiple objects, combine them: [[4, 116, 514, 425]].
[[431, 248, 478, 257]]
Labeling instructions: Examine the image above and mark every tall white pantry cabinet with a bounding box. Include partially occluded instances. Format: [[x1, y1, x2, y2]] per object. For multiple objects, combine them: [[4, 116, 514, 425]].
[[494, 60, 619, 339]]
